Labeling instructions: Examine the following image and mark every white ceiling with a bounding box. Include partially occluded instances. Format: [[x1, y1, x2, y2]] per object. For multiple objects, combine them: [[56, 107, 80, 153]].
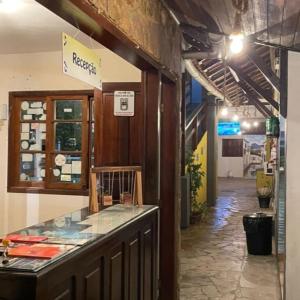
[[0, 0, 103, 54]]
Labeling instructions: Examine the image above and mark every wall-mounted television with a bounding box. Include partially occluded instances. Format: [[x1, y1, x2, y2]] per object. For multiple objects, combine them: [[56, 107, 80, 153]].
[[218, 121, 241, 136]]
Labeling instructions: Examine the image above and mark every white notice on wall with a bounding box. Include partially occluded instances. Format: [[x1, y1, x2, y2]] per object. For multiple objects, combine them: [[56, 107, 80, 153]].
[[114, 91, 135, 117]]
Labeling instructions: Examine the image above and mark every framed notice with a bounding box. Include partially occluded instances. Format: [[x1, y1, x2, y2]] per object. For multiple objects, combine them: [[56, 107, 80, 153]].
[[114, 91, 135, 117]]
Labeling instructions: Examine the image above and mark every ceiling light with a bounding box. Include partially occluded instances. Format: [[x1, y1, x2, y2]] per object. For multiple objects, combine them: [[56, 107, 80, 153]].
[[253, 121, 259, 127], [242, 121, 248, 128], [229, 33, 245, 54], [232, 114, 239, 121], [0, 0, 23, 13], [221, 107, 228, 117]]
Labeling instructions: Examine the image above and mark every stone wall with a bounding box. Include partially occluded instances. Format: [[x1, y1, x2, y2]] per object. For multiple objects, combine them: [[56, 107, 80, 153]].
[[84, 0, 182, 76]]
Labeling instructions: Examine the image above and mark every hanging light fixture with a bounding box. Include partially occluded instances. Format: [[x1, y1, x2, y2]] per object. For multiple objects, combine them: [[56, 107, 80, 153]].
[[221, 107, 228, 116], [232, 114, 239, 121], [229, 0, 248, 54]]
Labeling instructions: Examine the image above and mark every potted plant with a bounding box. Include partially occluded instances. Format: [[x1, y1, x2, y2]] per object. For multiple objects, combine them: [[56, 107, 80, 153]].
[[186, 153, 206, 224], [257, 186, 272, 208]]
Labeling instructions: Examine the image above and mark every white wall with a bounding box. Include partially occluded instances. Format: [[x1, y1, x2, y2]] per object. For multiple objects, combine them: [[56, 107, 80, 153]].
[[286, 51, 300, 300], [0, 49, 141, 235], [217, 136, 244, 178]]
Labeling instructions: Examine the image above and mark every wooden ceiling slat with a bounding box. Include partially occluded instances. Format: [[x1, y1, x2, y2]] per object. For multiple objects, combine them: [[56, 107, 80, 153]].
[[227, 62, 279, 110], [247, 45, 280, 91], [201, 60, 222, 72]]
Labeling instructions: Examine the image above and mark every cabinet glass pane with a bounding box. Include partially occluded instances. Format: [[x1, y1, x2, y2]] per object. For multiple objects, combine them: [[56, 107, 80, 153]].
[[20, 101, 46, 121], [51, 154, 82, 184], [55, 100, 82, 120], [55, 123, 82, 151], [20, 153, 46, 181], [20, 123, 46, 151]]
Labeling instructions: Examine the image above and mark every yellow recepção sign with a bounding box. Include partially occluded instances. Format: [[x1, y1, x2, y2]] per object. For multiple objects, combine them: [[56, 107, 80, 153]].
[[62, 33, 102, 89]]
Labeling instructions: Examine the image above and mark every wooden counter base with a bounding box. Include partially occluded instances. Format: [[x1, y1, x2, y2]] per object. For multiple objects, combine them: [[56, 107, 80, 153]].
[[0, 207, 158, 300]]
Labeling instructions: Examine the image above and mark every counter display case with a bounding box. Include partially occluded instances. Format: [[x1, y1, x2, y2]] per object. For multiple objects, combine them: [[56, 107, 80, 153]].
[[0, 204, 159, 300]]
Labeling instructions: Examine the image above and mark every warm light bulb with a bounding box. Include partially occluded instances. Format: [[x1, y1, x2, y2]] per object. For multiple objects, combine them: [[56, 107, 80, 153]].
[[229, 33, 244, 54], [242, 121, 248, 128], [0, 0, 23, 12], [221, 107, 228, 117], [232, 114, 239, 121], [253, 121, 259, 127]]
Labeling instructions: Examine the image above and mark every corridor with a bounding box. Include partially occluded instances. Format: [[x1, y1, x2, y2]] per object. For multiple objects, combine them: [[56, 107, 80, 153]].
[[180, 178, 281, 300]]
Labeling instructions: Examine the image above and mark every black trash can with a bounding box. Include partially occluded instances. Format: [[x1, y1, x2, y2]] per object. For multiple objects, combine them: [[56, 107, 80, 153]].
[[243, 213, 273, 255]]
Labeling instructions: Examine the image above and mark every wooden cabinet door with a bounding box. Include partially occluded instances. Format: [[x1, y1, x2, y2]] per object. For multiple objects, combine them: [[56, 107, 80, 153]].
[[94, 83, 143, 167]]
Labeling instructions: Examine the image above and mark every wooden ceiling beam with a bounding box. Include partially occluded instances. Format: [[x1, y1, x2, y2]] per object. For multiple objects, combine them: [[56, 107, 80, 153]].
[[238, 81, 273, 117], [247, 45, 280, 92], [228, 62, 279, 111], [198, 59, 220, 72]]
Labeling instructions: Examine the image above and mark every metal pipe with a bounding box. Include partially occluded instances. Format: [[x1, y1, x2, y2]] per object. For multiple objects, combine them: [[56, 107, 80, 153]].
[[182, 50, 219, 60]]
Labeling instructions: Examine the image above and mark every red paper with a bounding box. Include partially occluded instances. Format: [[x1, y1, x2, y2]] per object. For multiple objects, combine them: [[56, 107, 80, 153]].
[[3, 235, 48, 243], [8, 244, 61, 259]]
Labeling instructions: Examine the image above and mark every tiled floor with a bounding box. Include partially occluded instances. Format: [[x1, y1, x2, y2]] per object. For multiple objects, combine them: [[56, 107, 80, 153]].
[[180, 178, 282, 300]]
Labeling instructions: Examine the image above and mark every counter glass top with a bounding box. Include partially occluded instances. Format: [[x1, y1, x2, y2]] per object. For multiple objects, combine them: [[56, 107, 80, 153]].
[[0, 204, 157, 272]]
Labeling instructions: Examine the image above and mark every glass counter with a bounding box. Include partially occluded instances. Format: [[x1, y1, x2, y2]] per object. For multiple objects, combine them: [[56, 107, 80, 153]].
[[0, 204, 156, 272]]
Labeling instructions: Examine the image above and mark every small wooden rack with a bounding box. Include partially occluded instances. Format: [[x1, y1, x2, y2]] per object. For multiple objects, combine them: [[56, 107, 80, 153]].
[[89, 166, 143, 213]]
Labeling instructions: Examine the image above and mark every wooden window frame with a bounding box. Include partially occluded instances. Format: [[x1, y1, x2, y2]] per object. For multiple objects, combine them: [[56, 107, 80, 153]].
[[8, 90, 94, 196]]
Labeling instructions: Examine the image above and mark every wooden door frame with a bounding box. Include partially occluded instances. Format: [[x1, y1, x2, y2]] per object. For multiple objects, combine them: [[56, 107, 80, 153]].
[[35, 1, 181, 298]]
